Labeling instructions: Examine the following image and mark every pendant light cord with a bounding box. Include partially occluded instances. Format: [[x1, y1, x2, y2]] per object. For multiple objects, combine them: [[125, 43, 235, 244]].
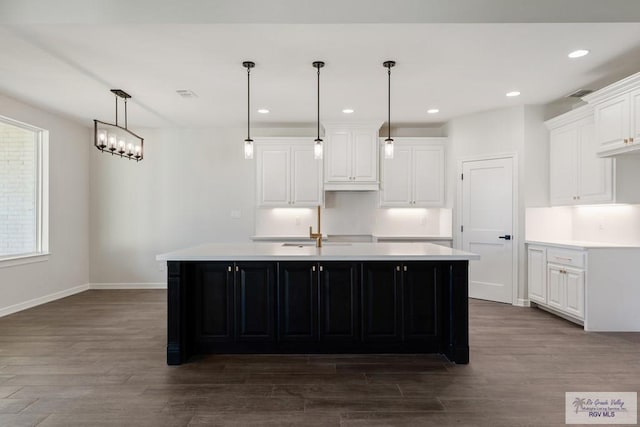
[[387, 65, 392, 142], [247, 65, 251, 141], [316, 66, 321, 142]]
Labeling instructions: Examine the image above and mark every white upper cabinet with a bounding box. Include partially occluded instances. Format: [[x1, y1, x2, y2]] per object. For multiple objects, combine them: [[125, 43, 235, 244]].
[[380, 138, 446, 207], [583, 72, 640, 157], [323, 122, 381, 190], [546, 106, 613, 206], [256, 139, 323, 207]]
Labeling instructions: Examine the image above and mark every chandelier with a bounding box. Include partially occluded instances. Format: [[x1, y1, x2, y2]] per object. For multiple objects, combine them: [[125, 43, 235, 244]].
[[94, 89, 144, 161]]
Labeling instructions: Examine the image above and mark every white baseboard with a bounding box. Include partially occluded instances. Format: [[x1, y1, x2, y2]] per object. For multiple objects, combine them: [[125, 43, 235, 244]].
[[514, 298, 530, 307], [89, 282, 167, 290], [0, 283, 89, 318]]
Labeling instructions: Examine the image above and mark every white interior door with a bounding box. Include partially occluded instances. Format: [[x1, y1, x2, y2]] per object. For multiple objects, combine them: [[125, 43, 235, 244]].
[[462, 157, 514, 304]]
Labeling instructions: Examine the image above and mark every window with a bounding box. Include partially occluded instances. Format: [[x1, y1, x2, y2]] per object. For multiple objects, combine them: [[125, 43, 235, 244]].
[[0, 115, 48, 261]]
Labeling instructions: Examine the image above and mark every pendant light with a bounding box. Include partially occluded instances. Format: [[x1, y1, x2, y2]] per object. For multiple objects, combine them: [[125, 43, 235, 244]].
[[313, 61, 325, 160], [243, 61, 255, 159], [383, 60, 396, 159], [94, 89, 144, 162]]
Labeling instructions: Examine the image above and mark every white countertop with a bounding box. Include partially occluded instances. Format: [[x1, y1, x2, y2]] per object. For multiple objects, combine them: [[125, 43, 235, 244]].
[[157, 242, 479, 262], [526, 239, 640, 249], [373, 235, 453, 241]]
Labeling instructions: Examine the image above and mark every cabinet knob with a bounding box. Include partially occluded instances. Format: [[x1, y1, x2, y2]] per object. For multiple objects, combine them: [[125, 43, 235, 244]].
[[624, 138, 629, 144], [235, 265, 239, 272], [228, 266, 232, 272], [312, 265, 316, 272], [396, 266, 401, 271], [631, 137, 635, 143], [319, 265, 323, 272], [403, 265, 407, 272]]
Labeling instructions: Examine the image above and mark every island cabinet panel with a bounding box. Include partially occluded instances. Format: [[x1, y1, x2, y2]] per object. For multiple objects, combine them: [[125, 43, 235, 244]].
[[167, 259, 469, 365], [278, 262, 318, 342], [235, 262, 277, 342], [194, 263, 235, 343], [403, 263, 441, 343], [319, 262, 360, 343], [361, 262, 403, 342]]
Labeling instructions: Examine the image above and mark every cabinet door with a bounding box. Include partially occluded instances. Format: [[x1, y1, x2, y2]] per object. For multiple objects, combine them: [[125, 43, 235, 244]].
[[319, 262, 359, 342], [564, 267, 585, 320], [235, 262, 276, 342], [403, 263, 441, 342], [278, 262, 318, 342], [325, 130, 351, 182], [549, 127, 579, 205], [578, 122, 613, 204], [380, 145, 412, 206], [413, 145, 445, 207], [595, 94, 630, 154], [527, 247, 546, 304], [257, 145, 290, 206], [291, 145, 323, 206], [361, 263, 402, 342], [194, 263, 235, 343], [631, 88, 640, 144], [351, 129, 378, 182], [547, 264, 564, 310]]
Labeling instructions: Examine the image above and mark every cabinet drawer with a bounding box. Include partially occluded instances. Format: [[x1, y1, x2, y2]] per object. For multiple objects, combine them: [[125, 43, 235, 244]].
[[546, 248, 585, 268]]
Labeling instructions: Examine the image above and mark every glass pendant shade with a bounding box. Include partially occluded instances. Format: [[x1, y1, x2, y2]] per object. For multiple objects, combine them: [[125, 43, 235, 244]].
[[314, 139, 323, 160], [244, 139, 254, 159], [384, 139, 394, 159]]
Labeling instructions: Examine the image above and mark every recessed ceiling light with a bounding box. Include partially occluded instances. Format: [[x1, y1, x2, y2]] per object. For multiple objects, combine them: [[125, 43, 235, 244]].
[[342, 109, 354, 114], [257, 109, 269, 114], [506, 91, 521, 97], [568, 49, 590, 59], [427, 108, 440, 114]]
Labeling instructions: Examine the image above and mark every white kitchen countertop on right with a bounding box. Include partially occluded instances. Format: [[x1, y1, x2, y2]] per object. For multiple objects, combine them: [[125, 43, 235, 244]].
[[526, 239, 640, 249]]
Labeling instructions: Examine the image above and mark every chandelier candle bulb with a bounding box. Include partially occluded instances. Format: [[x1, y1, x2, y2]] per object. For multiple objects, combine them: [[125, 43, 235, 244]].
[[97, 129, 107, 148]]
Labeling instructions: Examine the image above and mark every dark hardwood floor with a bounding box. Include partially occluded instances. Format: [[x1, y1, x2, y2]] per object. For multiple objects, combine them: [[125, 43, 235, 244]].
[[0, 290, 638, 426]]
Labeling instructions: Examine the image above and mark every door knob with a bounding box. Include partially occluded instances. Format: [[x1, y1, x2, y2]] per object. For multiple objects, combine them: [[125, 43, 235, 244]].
[[498, 235, 511, 240]]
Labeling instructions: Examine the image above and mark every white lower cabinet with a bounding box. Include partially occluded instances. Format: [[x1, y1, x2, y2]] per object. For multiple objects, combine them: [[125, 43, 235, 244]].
[[527, 245, 585, 323], [527, 246, 546, 304]]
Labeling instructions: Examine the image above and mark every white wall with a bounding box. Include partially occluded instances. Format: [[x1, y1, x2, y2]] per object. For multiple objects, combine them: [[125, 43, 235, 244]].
[[90, 127, 258, 285], [446, 105, 549, 302], [0, 93, 90, 316]]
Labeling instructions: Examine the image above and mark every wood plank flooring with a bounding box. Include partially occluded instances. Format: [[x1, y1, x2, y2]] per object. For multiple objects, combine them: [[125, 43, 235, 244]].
[[0, 290, 638, 426]]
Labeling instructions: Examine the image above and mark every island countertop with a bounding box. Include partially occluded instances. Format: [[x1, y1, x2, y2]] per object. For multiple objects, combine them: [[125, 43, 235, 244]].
[[156, 242, 479, 262]]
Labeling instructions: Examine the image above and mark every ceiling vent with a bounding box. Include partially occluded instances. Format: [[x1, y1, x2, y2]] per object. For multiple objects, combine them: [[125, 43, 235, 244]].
[[176, 89, 197, 98], [566, 89, 593, 98]]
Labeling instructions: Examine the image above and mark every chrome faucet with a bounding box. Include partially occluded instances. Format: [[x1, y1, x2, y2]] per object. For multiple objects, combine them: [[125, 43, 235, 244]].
[[309, 205, 322, 248]]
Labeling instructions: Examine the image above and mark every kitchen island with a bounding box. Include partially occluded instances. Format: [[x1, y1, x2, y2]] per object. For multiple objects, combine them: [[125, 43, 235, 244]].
[[157, 242, 479, 365]]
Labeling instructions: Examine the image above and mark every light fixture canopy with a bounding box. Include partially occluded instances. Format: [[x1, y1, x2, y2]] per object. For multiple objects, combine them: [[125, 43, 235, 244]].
[[243, 61, 255, 159], [383, 60, 396, 159], [94, 89, 144, 161], [313, 61, 325, 160]]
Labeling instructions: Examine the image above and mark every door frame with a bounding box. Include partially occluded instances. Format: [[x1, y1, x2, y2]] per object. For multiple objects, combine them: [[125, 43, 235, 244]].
[[456, 152, 520, 306]]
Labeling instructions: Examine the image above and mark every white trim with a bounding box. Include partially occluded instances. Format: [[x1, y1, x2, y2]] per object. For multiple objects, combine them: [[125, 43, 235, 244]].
[[457, 152, 520, 306], [89, 282, 167, 290], [514, 298, 530, 307], [0, 283, 89, 318], [0, 253, 50, 268], [582, 71, 640, 105]]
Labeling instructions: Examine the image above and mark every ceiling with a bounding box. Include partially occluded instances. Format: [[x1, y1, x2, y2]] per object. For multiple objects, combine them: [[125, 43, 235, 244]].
[[1, 2, 640, 129]]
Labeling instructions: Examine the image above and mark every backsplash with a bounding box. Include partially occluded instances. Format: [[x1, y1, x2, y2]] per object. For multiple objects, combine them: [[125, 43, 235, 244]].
[[526, 205, 640, 245], [254, 192, 452, 237]]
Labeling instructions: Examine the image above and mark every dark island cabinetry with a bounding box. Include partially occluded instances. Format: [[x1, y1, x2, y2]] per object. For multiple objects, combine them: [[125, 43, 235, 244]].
[[168, 260, 468, 365]]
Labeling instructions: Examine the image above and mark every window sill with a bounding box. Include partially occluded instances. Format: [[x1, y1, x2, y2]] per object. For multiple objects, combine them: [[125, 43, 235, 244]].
[[0, 253, 50, 269]]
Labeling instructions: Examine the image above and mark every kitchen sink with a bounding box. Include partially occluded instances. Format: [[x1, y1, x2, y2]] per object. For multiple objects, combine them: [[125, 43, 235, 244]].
[[281, 242, 352, 247]]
